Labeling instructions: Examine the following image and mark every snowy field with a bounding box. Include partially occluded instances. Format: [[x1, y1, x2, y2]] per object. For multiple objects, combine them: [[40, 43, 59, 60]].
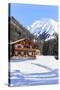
[[9, 56, 59, 87]]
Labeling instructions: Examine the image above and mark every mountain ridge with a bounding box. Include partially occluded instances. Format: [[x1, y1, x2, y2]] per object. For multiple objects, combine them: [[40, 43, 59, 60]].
[[27, 18, 58, 41]]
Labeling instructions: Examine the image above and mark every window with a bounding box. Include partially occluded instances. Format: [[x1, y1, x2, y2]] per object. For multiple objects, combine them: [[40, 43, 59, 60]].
[[20, 51, 24, 56], [15, 45, 18, 48], [15, 51, 18, 55], [28, 52, 32, 56]]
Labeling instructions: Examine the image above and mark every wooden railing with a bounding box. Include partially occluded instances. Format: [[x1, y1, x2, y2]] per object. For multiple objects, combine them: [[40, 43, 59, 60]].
[[15, 48, 36, 52]]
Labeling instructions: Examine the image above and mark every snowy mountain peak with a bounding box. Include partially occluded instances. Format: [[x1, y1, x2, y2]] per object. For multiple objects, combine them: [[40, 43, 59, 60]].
[[27, 18, 58, 40]]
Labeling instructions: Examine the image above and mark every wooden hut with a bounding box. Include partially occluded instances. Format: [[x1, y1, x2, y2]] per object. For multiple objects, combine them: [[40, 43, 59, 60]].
[[10, 38, 38, 58]]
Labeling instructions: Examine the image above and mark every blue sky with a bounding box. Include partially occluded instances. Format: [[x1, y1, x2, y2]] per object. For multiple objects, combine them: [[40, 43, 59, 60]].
[[10, 3, 58, 27]]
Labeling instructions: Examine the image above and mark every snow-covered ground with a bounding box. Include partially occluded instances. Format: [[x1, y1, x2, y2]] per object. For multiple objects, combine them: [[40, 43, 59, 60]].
[[9, 56, 59, 87]]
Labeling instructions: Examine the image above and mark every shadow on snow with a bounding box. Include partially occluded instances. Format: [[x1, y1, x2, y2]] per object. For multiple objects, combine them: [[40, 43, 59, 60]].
[[9, 69, 58, 87]]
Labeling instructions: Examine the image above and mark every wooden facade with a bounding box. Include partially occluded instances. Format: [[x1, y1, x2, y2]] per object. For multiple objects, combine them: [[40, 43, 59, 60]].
[[10, 38, 39, 58]]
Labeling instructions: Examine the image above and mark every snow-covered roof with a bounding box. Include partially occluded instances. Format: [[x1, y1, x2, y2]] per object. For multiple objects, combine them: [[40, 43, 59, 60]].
[[10, 38, 35, 45], [10, 38, 26, 45]]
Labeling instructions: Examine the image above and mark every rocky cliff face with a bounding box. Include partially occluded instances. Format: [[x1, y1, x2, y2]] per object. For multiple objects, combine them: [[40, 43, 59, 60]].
[[9, 17, 35, 42]]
